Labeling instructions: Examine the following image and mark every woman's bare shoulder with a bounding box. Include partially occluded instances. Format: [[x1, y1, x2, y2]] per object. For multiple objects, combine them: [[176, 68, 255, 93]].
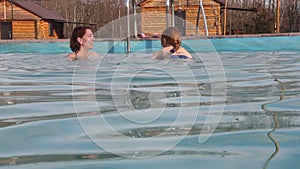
[[89, 51, 99, 57], [67, 52, 76, 60]]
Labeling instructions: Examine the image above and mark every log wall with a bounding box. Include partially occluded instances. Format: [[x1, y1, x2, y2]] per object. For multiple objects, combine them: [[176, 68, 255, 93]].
[[139, 0, 221, 36]]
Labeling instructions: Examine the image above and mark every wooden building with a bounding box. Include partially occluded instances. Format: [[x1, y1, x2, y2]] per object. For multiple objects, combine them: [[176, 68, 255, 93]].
[[137, 0, 223, 36], [0, 0, 66, 40]]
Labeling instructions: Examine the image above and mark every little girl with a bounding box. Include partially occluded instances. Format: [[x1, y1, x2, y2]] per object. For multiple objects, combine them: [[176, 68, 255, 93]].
[[152, 27, 192, 59]]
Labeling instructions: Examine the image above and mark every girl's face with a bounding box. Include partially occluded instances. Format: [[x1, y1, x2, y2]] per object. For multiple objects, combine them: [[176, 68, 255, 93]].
[[161, 37, 168, 47], [78, 29, 95, 50]]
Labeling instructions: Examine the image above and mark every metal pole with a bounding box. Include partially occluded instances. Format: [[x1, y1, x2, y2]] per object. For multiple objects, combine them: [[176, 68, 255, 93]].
[[171, 0, 175, 27], [200, 0, 208, 36], [118, 0, 121, 38], [196, 5, 200, 36], [132, 0, 137, 38], [126, 0, 131, 53], [166, 0, 170, 27]]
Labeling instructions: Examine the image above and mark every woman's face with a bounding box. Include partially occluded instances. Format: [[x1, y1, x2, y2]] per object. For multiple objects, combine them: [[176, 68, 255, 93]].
[[79, 29, 95, 50]]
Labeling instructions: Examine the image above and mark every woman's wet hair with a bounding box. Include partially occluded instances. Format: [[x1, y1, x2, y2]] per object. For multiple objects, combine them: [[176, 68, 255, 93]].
[[160, 27, 181, 53], [70, 26, 92, 52]]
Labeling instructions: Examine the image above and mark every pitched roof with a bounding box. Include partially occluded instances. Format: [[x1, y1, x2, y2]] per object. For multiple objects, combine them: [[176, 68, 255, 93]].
[[12, 0, 66, 21]]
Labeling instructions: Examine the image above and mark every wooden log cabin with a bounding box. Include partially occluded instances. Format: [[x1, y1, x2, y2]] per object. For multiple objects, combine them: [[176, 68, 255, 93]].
[[0, 0, 65, 40], [137, 0, 223, 36]]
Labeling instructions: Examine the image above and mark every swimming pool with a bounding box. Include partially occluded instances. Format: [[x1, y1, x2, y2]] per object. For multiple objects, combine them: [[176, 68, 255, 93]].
[[0, 36, 300, 169]]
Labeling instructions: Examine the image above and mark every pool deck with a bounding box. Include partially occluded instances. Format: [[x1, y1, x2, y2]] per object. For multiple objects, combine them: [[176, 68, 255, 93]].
[[0, 32, 300, 43]]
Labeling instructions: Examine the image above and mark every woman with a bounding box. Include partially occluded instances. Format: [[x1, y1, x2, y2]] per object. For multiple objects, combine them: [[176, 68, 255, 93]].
[[67, 26, 98, 60], [152, 27, 192, 59]]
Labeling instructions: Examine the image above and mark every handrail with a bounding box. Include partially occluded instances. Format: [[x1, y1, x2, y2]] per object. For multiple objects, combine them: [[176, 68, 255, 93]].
[[126, 0, 131, 53], [171, 0, 175, 27], [166, 0, 170, 27], [200, 0, 209, 36], [132, 0, 137, 38], [196, 0, 209, 36]]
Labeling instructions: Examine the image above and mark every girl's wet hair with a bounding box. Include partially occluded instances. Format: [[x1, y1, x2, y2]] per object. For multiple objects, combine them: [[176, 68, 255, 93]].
[[160, 27, 181, 53], [70, 26, 92, 52]]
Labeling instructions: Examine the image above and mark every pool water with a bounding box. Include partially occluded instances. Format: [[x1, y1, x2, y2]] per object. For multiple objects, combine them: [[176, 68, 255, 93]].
[[0, 36, 300, 169]]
